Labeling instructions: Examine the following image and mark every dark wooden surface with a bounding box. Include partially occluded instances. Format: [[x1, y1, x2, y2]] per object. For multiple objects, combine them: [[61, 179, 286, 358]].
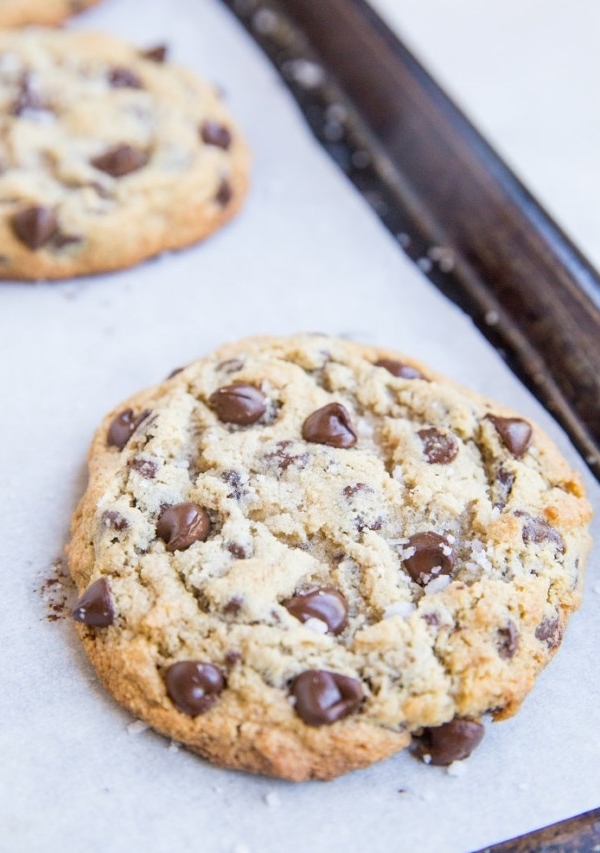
[[223, 0, 599, 848]]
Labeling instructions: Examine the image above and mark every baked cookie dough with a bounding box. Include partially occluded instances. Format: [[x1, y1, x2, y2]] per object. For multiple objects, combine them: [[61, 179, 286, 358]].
[[0, 0, 99, 28], [0, 28, 249, 280], [67, 334, 592, 780]]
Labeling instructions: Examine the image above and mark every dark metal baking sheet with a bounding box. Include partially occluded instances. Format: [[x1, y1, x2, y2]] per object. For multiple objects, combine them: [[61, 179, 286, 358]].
[[224, 0, 600, 487], [222, 0, 600, 848]]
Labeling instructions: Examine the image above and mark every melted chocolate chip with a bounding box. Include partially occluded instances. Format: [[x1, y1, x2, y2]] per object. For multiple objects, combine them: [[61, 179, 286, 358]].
[[91, 144, 148, 177], [487, 415, 532, 458], [264, 440, 310, 471], [418, 428, 459, 465], [108, 67, 142, 88], [141, 45, 168, 63], [200, 121, 232, 150], [535, 617, 562, 649], [403, 532, 454, 584], [375, 359, 424, 380], [107, 408, 150, 450], [130, 457, 158, 478], [291, 670, 363, 726], [497, 621, 519, 659], [156, 503, 210, 551], [414, 719, 484, 765], [165, 661, 225, 716], [72, 578, 114, 627], [284, 588, 348, 635], [12, 206, 58, 250], [215, 179, 232, 206], [101, 510, 128, 532], [302, 403, 357, 448], [520, 515, 565, 553], [210, 384, 267, 425]]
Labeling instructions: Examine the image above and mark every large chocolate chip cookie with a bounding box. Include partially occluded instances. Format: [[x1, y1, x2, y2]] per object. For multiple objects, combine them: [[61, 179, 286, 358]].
[[67, 334, 592, 780]]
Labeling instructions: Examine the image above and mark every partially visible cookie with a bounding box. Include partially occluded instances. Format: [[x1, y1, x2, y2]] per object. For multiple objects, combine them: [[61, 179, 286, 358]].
[[0, 28, 249, 280], [67, 334, 592, 780], [0, 0, 100, 28]]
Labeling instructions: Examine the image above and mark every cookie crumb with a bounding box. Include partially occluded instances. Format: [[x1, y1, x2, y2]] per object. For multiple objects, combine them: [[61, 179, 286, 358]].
[[39, 557, 74, 622]]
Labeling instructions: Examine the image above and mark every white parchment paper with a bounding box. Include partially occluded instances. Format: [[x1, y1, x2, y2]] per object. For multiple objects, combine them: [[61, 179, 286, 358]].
[[1, 1, 599, 851]]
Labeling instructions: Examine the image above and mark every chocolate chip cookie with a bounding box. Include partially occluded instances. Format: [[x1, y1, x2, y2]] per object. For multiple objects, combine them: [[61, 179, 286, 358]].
[[0, 28, 249, 280], [0, 0, 99, 27], [67, 334, 592, 780]]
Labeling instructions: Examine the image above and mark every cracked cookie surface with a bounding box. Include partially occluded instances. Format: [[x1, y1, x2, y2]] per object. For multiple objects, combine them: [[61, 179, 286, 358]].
[[0, 0, 99, 27], [67, 334, 592, 780], [0, 28, 249, 280]]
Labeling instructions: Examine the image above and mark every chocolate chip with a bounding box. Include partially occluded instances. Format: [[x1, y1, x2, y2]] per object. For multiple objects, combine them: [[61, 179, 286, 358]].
[[535, 616, 562, 649], [418, 428, 459, 464], [494, 467, 515, 509], [222, 470, 244, 500], [227, 542, 249, 559], [487, 415, 532, 458], [51, 232, 83, 250], [140, 45, 168, 63], [12, 73, 46, 115], [264, 440, 310, 471], [130, 457, 158, 478], [156, 503, 211, 551], [375, 359, 424, 380], [217, 358, 245, 374], [72, 578, 114, 627], [225, 650, 241, 666], [223, 597, 242, 615], [403, 532, 454, 584], [91, 144, 148, 177], [215, 178, 232, 206], [497, 620, 519, 659], [165, 661, 225, 716], [414, 719, 484, 765], [302, 403, 357, 448], [200, 121, 232, 150], [108, 67, 142, 88], [520, 515, 565, 553], [210, 384, 267, 425], [343, 482, 373, 498], [107, 408, 151, 450], [284, 588, 348, 634], [101, 510, 128, 532], [291, 670, 363, 726], [11, 206, 58, 250]]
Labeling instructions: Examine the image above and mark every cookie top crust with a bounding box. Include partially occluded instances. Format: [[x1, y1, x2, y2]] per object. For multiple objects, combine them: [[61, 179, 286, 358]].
[[0, 0, 99, 27], [67, 334, 592, 780], [0, 28, 249, 280]]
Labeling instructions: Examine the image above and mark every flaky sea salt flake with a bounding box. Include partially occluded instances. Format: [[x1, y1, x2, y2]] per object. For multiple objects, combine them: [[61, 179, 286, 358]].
[[127, 720, 149, 736]]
